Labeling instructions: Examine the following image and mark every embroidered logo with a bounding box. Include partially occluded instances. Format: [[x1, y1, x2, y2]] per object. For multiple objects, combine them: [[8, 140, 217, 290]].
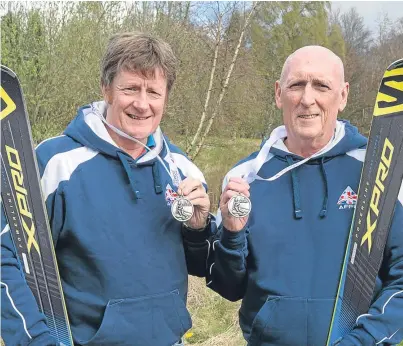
[[337, 186, 357, 210], [165, 183, 178, 206]]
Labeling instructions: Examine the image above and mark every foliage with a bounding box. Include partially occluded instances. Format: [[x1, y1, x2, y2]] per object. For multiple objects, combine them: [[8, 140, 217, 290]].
[[2, 2, 402, 146]]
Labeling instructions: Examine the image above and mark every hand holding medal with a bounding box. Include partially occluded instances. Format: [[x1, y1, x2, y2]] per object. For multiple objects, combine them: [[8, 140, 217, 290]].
[[172, 178, 210, 228], [220, 177, 251, 232]]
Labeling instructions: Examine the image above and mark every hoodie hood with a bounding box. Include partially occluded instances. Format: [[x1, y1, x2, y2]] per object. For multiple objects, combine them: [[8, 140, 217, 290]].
[[64, 101, 166, 165], [217, 120, 368, 225], [244, 120, 367, 184], [252, 120, 367, 219], [269, 120, 367, 160]]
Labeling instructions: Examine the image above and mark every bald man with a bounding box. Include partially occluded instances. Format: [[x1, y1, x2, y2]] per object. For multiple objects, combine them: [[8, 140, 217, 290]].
[[206, 46, 403, 345]]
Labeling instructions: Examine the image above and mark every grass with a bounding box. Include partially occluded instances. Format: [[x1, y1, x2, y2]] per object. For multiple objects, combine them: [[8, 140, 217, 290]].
[[185, 277, 243, 345], [176, 136, 260, 346], [172, 136, 403, 346]]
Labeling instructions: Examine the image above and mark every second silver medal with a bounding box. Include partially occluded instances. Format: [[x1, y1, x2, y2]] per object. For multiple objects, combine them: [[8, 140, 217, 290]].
[[228, 194, 251, 218]]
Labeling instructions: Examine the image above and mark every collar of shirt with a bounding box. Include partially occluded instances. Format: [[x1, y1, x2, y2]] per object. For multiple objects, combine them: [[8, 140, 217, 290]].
[[136, 135, 156, 161]]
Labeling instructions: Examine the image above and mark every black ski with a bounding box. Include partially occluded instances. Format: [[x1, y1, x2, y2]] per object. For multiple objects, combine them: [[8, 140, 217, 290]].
[[327, 59, 403, 345], [1, 65, 73, 346]]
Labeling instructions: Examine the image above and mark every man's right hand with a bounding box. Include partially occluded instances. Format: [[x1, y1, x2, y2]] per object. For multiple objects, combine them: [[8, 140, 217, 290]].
[[220, 177, 250, 232]]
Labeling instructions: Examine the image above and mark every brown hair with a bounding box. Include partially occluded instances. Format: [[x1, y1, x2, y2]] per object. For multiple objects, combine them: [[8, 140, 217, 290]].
[[101, 32, 177, 93]]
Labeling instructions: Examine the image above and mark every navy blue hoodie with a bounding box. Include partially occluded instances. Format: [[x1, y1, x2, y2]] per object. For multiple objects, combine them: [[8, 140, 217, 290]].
[[207, 121, 403, 346], [1, 101, 212, 346]]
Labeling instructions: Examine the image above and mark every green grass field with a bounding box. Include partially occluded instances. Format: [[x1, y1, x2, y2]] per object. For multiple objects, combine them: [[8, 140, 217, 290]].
[[182, 137, 257, 345], [179, 136, 403, 346]]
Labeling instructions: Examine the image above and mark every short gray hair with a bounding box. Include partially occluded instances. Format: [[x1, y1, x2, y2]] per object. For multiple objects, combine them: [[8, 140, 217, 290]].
[[101, 32, 178, 93]]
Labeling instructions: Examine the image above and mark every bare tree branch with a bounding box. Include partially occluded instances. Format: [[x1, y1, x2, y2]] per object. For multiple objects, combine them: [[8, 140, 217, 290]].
[[189, 2, 258, 160], [186, 11, 222, 154]]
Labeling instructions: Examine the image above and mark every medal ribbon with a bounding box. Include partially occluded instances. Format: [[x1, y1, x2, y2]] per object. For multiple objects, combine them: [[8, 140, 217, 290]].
[[245, 124, 342, 183], [92, 104, 182, 189]]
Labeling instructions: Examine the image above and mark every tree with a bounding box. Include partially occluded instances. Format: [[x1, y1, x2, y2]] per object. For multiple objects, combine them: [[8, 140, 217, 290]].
[[187, 2, 259, 159], [249, 2, 345, 136]]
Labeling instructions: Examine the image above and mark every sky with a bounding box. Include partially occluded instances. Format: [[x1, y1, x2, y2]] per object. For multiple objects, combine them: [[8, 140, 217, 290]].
[[1, 1, 402, 35], [331, 1, 403, 34]]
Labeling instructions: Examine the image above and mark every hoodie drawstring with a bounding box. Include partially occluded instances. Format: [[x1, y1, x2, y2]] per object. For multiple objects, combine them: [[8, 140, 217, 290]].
[[319, 157, 329, 218], [286, 156, 303, 219], [152, 162, 163, 194], [285, 155, 329, 219], [117, 152, 139, 201]]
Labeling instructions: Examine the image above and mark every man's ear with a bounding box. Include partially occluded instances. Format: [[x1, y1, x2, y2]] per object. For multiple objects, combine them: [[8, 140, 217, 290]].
[[339, 82, 349, 112], [275, 80, 282, 109]]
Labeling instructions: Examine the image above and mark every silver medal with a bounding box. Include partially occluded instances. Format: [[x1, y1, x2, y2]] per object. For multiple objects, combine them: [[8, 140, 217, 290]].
[[171, 196, 194, 222], [228, 194, 251, 218]]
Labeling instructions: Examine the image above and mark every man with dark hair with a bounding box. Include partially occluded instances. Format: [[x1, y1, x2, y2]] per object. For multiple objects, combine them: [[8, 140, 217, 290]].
[[1, 32, 212, 346]]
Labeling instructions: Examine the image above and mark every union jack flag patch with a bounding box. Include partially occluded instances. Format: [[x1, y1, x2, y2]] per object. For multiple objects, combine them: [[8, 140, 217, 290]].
[[338, 186, 357, 209]]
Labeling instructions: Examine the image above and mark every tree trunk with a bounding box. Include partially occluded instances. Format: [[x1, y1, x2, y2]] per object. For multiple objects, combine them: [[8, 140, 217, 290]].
[[190, 2, 258, 160], [186, 14, 222, 154]]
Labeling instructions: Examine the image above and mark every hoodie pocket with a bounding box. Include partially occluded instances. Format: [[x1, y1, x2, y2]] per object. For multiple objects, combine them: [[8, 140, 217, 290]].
[[79, 289, 191, 346], [307, 298, 335, 346], [248, 296, 334, 346]]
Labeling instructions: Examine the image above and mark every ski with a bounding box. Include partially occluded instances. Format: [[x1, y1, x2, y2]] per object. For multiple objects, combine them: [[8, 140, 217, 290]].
[[327, 59, 403, 345], [1, 65, 73, 346]]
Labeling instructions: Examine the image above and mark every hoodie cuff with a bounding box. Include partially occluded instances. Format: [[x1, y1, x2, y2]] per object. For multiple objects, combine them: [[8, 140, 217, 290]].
[[220, 227, 247, 250], [182, 216, 212, 243], [337, 328, 376, 346]]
